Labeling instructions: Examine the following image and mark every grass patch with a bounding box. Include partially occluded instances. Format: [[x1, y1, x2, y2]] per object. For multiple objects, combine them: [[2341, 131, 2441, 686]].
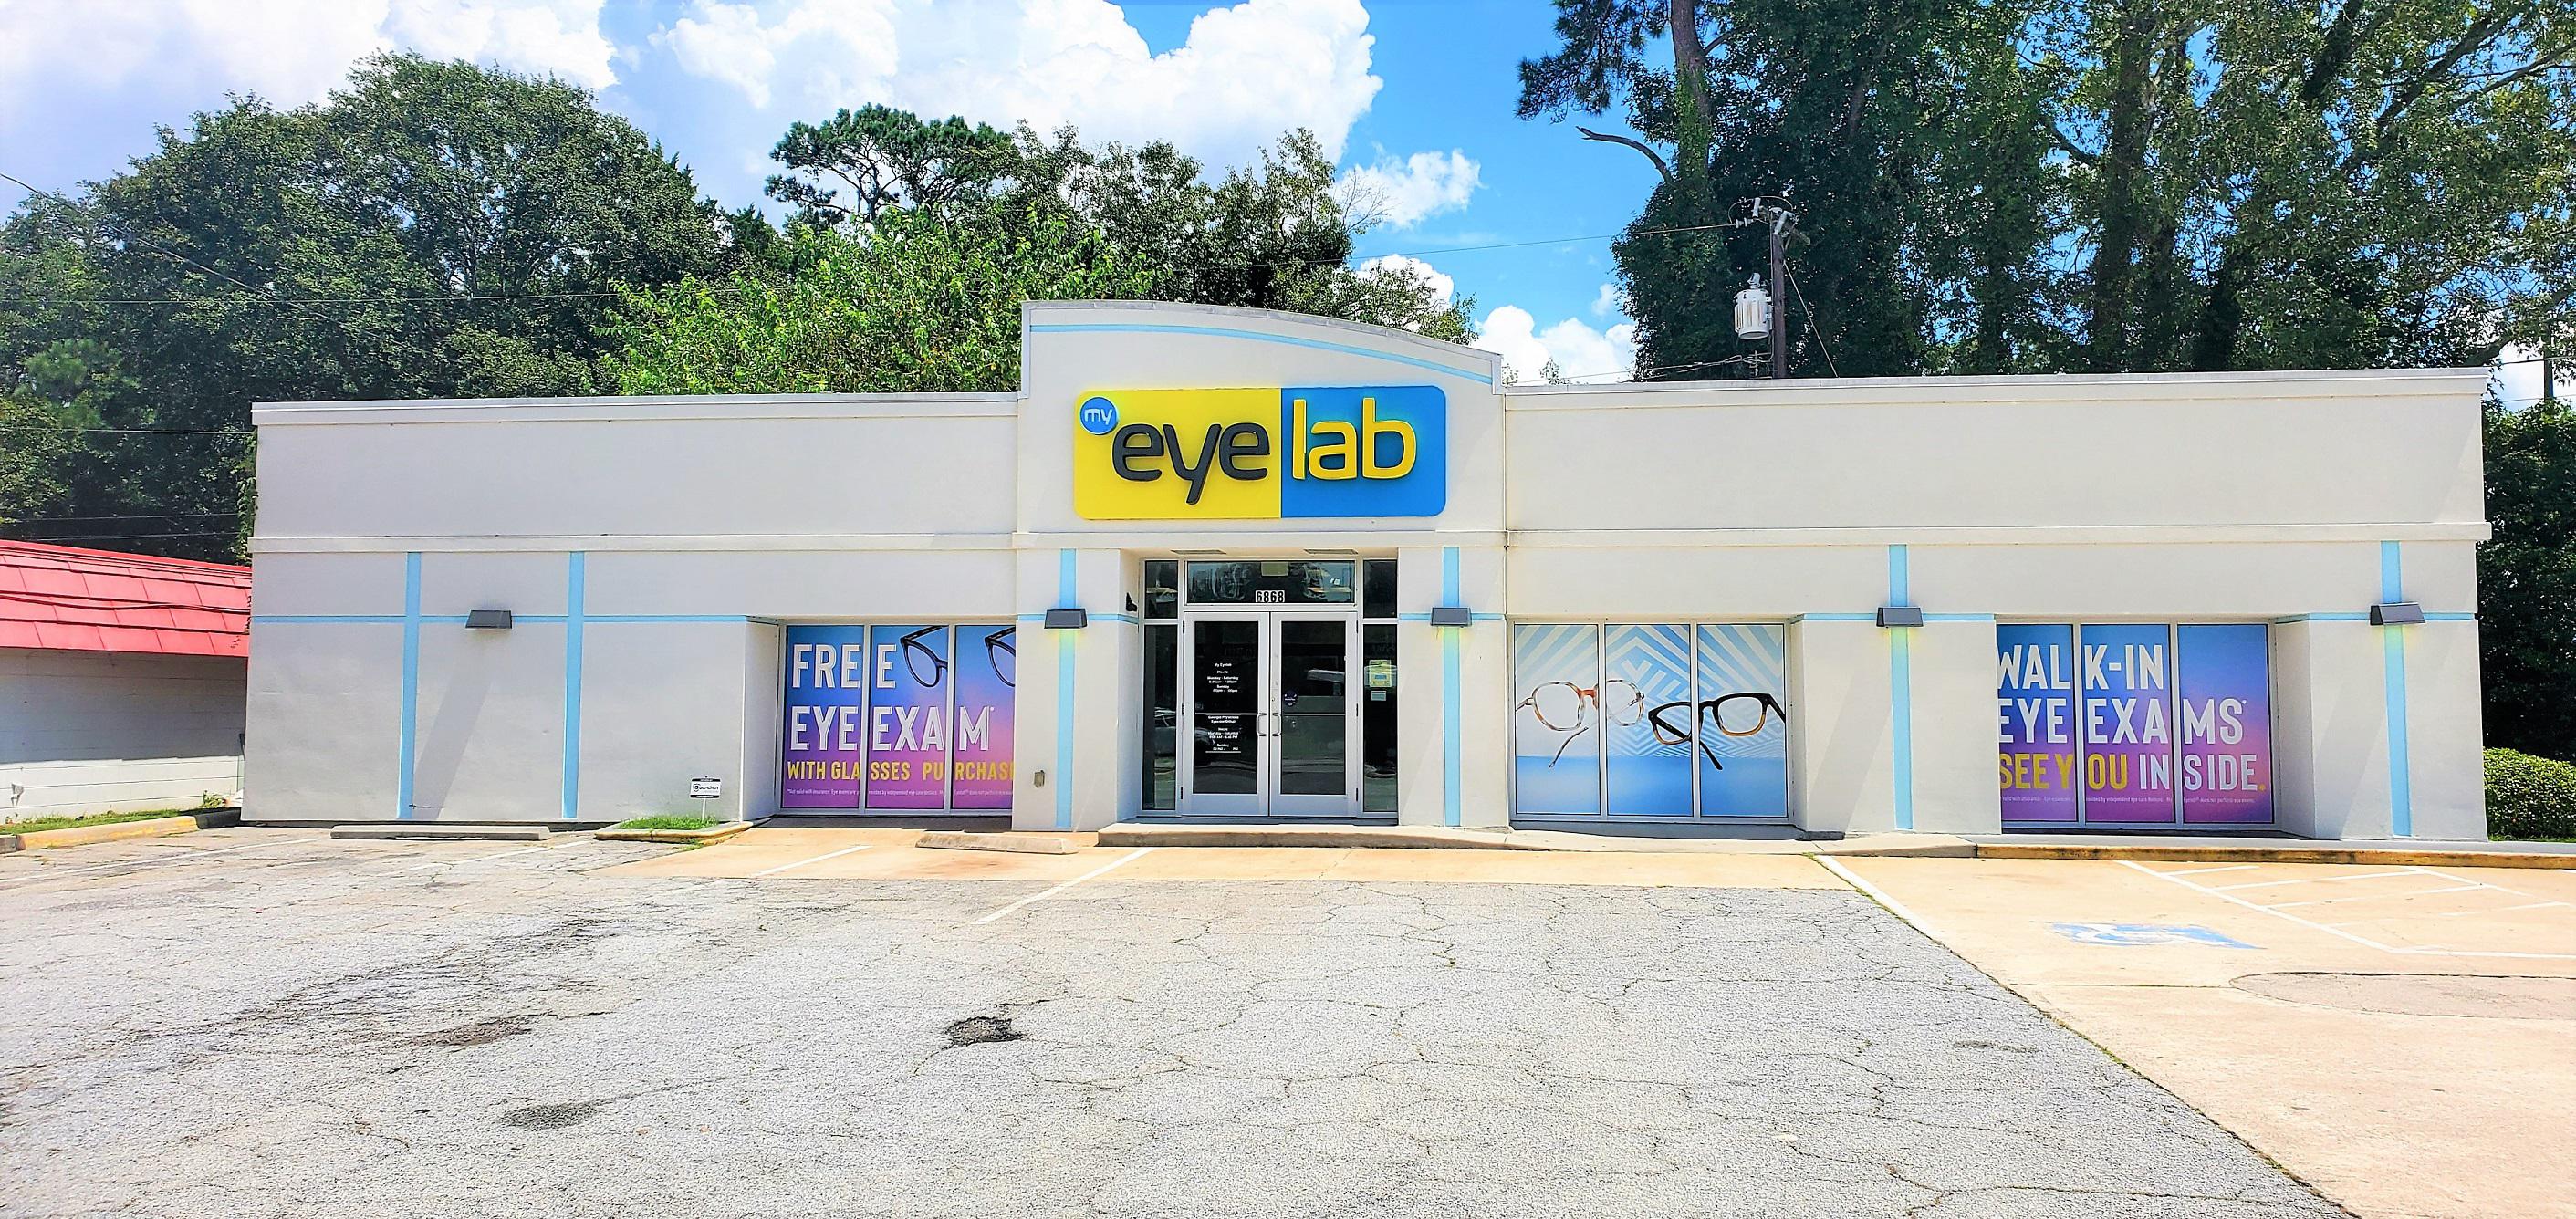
[[611, 815, 723, 832], [1, 808, 198, 836]]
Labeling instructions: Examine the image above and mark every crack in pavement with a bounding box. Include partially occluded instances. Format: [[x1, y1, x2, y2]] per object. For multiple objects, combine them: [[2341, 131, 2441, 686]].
[[0, 851, 2341, 1217]]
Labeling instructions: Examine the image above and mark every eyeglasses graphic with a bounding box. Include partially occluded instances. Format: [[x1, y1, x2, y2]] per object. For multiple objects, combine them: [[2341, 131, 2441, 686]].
[[984, 627, 1015, 687], [1514, 680, 1645, 766], [1517, 682, 1786, 770], [899, 626, 948, 688], [1647, 693, 1787, 769]]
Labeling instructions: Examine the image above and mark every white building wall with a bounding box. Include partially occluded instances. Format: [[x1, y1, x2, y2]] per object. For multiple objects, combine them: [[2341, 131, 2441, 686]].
[[245, 302, 2490, 839], [2, 648, 246, 822]]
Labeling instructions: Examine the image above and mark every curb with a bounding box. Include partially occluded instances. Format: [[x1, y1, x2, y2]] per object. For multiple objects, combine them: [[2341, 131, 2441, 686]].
[[2, 814, 202, 852], [333, 824, 549, 842], [918, 831, 1084, 855], [595, 821, 754, 846], [1096, 824, 1557, 851], [1976, 842, 2576, 870]]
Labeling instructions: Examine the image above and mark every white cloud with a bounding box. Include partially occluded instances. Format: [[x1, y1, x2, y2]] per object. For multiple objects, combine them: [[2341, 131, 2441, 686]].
[[1359, 255, 1453, 309], [649, 0, 1382, 168], [1591, 284, 1622, 318], [1476, 305, 1639, 385], [1335, 149, 1480, 229], [0, 0, 615, 122]]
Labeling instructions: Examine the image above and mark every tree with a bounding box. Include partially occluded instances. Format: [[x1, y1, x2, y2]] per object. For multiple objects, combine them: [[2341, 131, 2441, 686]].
[[605, 209, 1154, 394], [0, 55, 738, 559], [1518, 0, 2574, 379], [764, 109, 1475, 342], [2482, 400, 2576, 758]]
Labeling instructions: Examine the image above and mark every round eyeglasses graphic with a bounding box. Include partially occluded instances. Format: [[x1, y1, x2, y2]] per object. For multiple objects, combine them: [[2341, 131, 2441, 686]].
[[1516, 682, 1786, 769], [899, 625, 1017, 688]]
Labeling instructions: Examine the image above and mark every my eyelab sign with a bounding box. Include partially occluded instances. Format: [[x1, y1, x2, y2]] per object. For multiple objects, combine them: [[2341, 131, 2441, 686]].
[[1072, 386, 1446, 519]]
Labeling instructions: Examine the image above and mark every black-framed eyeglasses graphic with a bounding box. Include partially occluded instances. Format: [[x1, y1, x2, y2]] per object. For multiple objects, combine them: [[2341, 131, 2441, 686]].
[[984, 627, 1015, 687], [1646, 693, 1788, 769], [899, 626, 948, 688], [1513, 680, 1645, 766]]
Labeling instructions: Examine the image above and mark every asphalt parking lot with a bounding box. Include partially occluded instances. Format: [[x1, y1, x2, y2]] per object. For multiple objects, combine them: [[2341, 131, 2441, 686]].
[[0, 828, 2339, 1219]]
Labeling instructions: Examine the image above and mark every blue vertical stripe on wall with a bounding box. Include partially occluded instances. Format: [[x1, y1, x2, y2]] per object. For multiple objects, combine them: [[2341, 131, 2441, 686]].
[[1056, 548, 1076, 830], [1887, 545, 1915, 831], [1442, 547, 1463, 828], [563, 552, 587, 821], [397, 552, 422, 820], [2381, 541, 2413, 837]]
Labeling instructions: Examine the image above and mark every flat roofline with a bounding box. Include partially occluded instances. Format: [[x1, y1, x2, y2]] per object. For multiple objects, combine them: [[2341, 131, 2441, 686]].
[[1504, 366, 2489, 396]]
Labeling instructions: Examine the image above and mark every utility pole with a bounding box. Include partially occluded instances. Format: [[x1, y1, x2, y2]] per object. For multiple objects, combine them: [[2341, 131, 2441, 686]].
[[1766, 204, 1791, 380], [2545, 323, 2560, 410], [1730, 196, 1799, 378]]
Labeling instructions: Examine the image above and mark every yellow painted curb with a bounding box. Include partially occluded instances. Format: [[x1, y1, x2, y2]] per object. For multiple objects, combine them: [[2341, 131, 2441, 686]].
[[595, 821, 754, 846], [1976, 843, 2576, 870], [5, 815, 201, 851]]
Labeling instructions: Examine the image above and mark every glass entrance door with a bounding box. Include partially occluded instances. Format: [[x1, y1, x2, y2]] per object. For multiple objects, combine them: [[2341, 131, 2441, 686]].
[[1179, 611, 1358, 818]]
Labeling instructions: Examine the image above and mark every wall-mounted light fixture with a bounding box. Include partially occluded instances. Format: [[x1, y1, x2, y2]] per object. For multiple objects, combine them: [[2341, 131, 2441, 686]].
[[464, 610, 514, 630], [1428, 606, 1474, 628], [2370, 602, 2425, 626], [1875, 606, 1924, 628], [1044, 609, 1090, 630]]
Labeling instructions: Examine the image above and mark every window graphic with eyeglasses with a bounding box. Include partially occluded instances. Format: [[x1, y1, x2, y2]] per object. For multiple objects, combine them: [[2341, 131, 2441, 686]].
[[1512, 623, 1792, 819]]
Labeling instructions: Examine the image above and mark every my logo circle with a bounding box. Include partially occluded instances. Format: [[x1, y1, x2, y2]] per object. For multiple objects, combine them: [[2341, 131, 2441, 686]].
[[1079, 396, 1118, 435]]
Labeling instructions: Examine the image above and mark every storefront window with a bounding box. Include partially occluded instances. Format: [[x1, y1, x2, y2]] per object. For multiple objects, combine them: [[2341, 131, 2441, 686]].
[[780, 623, 1015, 811], [1363, 560, 1396, 620], [1362, 623, 1397, 812], [1997, 623, 2272, 826], [1142, 623, 1177, 810], [1142, 559, 1179, 620], [1510, 623, 1789, 819], [1185, 560, 1355, 605]]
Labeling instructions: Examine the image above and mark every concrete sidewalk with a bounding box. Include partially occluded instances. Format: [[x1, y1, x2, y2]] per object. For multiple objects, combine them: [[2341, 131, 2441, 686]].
[[1838, 856, 2576, 1219]]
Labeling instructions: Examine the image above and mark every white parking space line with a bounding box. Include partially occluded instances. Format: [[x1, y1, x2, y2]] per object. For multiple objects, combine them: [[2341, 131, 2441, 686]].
[[2212, 870, 2421, 891], [2163, 864, 2260, 877], [751, 844, 873, 877], [2431, 901, 2571, 917], [0, 835, 331, 888], [2128, 860, 2576, 960], [972, 848, 1155, 924], [2275, 884, 2482, 910]]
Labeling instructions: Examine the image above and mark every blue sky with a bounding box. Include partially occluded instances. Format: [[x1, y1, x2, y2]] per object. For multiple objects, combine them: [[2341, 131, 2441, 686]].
[[0, 0, 1661, 383]]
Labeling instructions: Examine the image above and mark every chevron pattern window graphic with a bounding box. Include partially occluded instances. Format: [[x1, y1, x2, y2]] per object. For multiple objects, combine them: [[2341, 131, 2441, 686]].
[[1509, 622, 1790, 819]]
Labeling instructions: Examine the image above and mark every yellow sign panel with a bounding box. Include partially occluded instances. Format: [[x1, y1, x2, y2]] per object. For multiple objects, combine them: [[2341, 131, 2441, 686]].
[[1071, 387, 1282, 520]]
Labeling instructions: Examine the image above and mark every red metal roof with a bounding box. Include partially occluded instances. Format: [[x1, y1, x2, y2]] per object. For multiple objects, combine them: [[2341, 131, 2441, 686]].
[[0, 539, 251, 658]]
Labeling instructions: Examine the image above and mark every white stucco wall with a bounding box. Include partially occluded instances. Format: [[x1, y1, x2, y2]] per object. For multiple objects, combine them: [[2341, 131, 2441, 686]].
[[245, 301, 2490, 839], [2, 648, 245, 822]]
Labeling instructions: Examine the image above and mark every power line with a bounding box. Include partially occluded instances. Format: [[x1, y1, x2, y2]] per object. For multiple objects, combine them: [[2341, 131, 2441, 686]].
[[1782, 260, 1843, 379]]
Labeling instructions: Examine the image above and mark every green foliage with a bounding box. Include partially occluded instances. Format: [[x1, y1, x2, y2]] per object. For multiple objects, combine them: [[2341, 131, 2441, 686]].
[[1520, 0, 2573, 380], [762, 109, 1476, 343], [0, 55, 738, 559], [2482, 401, 2576, 758], [607, 209, 1153, 394], [611, 815, 723, 831], [2484, 748, 2576, 839]]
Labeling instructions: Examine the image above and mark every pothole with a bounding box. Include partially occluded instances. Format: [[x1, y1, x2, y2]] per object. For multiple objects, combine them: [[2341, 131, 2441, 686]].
[[497, 1100, 602, 1130], [412, 1015, 539, 1047], [2232, 972, 2576, 1020], [944, 1016, 1023, 1047]]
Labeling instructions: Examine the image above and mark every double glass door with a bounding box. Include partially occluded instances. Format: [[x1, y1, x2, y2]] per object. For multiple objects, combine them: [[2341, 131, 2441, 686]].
[[1180, 611, 1357, 818]]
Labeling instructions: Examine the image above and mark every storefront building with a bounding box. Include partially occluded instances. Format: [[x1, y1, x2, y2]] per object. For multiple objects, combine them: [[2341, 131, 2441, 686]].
[[245, 301, 2491, 839]]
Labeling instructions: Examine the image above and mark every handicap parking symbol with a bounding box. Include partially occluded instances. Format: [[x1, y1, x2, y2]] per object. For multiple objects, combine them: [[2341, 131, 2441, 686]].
[[2049, 922, 2258, 949]]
